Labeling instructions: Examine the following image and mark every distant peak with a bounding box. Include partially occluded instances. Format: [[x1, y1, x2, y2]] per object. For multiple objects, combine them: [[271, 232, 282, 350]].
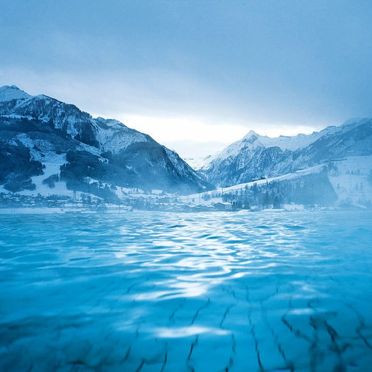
[[0, 85, 31, 102], [245, 129, 259, 137], [241, 130, 258, 139], [0, 85, 24, 92]]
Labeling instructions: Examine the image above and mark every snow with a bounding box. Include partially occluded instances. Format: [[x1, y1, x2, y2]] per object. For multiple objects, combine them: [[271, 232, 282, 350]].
[[184, 164, 326, 202], [17, 134, 56, 161], [1, 89, 149, 155], [203, 130, 324, 169], [2, 84, 371, 206], [13, 134, 73, 197], [0, 87, 207, 198], [329, 156, 372, 205], [19, 152, 72, 197], [257, 132, 323, 150], [94, 119, 148, 153], [0, 85, 30, 102], [186, 155, 372, 208], [0, 114, 34, 120], [202, 124, 346, 170], [185, 155, 212, 170], [165, 149, 188, 174], [236, 130, 324, 151], [165, 148, 200, 179]]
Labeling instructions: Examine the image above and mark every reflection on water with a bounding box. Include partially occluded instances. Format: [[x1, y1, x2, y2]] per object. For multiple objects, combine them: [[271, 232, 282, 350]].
[[0, 210, 371, 371]]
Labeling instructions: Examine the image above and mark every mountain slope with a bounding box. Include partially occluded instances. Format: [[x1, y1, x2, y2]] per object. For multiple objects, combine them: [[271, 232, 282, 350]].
[[0, 85, 210, 201], [202, 119, 372, 187]]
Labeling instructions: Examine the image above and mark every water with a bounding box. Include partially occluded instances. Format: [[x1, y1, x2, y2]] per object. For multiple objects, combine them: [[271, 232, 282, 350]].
[[0, 210, 371, 371]]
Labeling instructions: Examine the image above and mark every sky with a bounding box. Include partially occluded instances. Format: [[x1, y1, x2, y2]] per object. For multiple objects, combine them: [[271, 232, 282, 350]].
[[1, 0, 372, 158]]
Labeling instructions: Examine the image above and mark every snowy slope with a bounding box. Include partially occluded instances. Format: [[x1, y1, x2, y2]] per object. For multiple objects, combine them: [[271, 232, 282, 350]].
[[0, 85, 30, 102], [184, 165, 327, 201], [186, 156, 372, 208], [181, 164, 337, 208], [184, 155, 213, 170], [328, 156, 372, 206]]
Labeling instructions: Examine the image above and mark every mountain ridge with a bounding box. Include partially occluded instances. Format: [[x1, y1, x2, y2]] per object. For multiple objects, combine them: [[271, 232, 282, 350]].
[[0, 85, 211, 201], [202, 118, 372, 187]]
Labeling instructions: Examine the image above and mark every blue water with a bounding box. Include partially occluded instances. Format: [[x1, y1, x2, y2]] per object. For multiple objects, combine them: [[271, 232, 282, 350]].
[[0, 210, 371, 371]]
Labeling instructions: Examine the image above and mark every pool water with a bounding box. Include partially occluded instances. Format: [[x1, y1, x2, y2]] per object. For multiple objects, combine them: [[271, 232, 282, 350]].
[[0, 210, 371, 371]]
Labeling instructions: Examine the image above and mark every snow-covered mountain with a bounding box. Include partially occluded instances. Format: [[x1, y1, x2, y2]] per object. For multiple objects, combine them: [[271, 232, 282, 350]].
[[186, 156, 372, 209], [2, 84, 371, 209], [202, 119, 372, 188], [0, 85, 210, 203]]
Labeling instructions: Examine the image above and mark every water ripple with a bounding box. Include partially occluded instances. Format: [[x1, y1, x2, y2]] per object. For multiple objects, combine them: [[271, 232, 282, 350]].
[[0, 210, 371, 370]]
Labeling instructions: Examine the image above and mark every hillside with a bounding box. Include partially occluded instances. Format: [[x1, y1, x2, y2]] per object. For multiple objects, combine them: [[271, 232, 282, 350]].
[[0, 85, 211, 205]]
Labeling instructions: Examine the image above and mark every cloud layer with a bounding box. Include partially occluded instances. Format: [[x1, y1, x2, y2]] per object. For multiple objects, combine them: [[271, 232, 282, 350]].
[[1, 0, 372, 156]]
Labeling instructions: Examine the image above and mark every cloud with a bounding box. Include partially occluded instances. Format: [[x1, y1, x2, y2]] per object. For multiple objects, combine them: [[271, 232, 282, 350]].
[[2, 0, 372, 157]]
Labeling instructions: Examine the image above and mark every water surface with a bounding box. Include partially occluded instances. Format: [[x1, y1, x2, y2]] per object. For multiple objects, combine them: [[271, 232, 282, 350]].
[[0, 210, 371, 371]]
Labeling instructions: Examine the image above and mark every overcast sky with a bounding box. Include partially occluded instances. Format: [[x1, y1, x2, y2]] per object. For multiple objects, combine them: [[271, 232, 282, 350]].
[[1, 0, 372, 158]]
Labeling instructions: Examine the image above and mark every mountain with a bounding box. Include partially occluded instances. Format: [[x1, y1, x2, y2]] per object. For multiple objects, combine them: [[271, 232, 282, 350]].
[[202, 119, 372, 187], [0, 85, 210, 203]]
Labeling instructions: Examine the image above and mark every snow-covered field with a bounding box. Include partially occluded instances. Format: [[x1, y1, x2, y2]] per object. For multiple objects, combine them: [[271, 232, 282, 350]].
[[182, 157, 372, 209], [182, 164, 326, 202], [329, 156, 372, 206]]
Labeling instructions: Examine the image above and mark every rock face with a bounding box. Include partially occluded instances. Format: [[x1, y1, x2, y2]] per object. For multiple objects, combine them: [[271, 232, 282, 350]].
[[202, 119, 372, 187], [0, 85, 210, 200]]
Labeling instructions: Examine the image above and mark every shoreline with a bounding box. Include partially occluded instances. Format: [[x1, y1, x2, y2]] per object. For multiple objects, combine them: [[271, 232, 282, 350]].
[[0, 204, 368, 215]]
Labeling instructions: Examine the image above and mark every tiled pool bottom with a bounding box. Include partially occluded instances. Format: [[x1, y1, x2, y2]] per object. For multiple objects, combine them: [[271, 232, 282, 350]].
[[0, 210, 371, 371]]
